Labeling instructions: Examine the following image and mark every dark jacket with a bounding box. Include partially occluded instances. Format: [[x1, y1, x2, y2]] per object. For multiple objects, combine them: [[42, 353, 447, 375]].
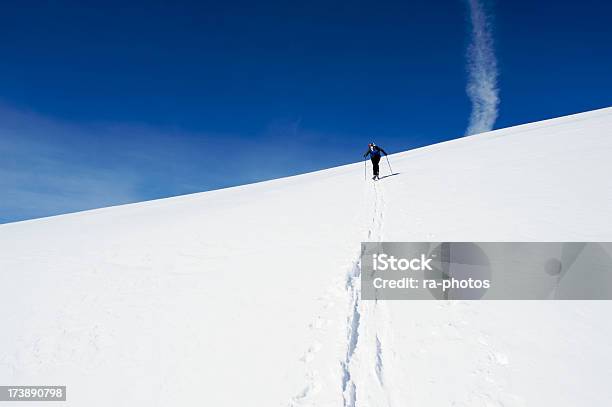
[[363, 145, 387, 158]]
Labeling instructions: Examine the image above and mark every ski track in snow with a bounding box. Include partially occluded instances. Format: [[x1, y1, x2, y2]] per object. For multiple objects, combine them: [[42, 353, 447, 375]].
[[341, 179, 395, 407], [341, 258, 361, 407], [290, 177, 394, 407]]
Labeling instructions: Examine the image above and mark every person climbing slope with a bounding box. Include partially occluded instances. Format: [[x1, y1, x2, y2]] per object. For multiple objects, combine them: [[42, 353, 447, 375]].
[[363, 143, 388, 180]]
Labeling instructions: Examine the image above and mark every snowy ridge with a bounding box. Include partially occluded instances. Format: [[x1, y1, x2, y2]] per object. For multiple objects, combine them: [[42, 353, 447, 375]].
[[1, 107, 611, 406]]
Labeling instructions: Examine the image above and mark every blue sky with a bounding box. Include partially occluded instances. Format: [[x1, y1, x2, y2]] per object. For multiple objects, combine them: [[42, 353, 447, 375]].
[[1, 0, 610, 223]]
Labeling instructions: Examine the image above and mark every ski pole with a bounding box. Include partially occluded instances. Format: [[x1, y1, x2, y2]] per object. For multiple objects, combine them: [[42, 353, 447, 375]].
[[385, 155, 393, 175], [364, 157, 367, 180]]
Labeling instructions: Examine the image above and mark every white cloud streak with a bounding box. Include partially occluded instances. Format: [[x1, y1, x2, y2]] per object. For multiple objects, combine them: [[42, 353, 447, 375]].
[[0, 105, 353, 223], [465, 0, 499, 136]]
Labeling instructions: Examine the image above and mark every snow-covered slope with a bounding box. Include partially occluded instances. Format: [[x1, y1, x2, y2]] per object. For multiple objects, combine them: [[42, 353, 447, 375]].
[[1, 107, 611, 406]]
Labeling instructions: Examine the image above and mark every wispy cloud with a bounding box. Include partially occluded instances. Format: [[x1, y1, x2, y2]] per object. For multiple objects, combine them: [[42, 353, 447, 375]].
[[0, 107, 148, 222], [464, 0, 499, 136], [0, 105, 356, 223]]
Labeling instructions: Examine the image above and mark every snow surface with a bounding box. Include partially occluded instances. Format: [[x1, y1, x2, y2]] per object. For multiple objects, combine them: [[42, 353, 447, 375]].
[[1, 107, 611, 406]]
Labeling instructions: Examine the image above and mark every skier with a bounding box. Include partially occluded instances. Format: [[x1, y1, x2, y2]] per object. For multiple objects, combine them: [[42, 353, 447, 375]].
[[363, 143, 388, 180]]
